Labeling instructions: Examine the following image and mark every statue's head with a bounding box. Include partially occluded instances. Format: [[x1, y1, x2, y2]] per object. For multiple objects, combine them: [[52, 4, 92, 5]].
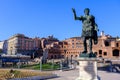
[[84, 8, 90, 15]]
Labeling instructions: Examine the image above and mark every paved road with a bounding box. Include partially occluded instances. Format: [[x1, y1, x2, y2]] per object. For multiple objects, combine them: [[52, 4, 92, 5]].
[[48, 69, 120, 80]]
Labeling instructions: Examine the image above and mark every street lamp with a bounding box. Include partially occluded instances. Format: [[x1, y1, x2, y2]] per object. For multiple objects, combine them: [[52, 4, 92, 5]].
[[71, 55, 73, 64], [40, 57, 42, 71], [17, 54, 21, 69]]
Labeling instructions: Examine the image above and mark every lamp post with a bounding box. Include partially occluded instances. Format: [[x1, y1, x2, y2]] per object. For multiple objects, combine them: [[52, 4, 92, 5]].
[[71, 55, 73, 64], [60, 59, 63, 71], [17, 54, 21, 69], [40, 57, 42, 71], [52, 59, 54, 70], [18, 58, 20, 69]]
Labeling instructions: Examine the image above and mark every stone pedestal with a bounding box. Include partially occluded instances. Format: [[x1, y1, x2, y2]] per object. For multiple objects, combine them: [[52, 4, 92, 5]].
[[76, 58, 99, 80]]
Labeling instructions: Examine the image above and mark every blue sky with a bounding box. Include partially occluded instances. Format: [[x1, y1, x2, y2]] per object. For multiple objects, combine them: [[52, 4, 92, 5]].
[[0, 0, 120, 40]]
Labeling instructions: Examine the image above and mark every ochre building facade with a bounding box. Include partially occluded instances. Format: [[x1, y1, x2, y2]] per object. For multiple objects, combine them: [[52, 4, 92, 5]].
[[47, 32, 120, 59], [3, 32, 120, 60]]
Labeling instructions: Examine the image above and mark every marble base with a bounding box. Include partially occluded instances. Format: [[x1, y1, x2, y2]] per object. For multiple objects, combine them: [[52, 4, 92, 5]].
[[76, 58, 99, 80]]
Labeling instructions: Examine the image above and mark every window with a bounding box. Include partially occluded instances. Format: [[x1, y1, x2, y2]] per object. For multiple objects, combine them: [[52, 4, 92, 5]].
[[99, 56, 102, 57], [113, 49, 119, 56], [51, 55, 53, 59], [72, 40, 74, 42], [94, 52, 97, 55], [61, 55, 64, 58], [104, 41, 110, 46], [54, 55, 57, 59], [71, 55, 73, 57], [75, 55, 78, 57], [64, 50, 67, 53], [104, 52, 107, 56], [99, 50, 102, 54], [116, 43, 119, 47], [72, 46, 74, 48]]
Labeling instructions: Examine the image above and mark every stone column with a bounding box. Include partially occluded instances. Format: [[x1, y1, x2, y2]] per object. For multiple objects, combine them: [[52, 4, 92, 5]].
[[76, 58, 99, 80]]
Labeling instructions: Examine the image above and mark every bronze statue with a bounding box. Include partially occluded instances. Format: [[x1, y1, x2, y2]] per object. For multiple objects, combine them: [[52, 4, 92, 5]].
[[72, 8, 98, 57]]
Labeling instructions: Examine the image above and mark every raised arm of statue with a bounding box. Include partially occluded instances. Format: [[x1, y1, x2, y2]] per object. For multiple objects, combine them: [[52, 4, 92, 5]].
[[72, 8, 81, 20]]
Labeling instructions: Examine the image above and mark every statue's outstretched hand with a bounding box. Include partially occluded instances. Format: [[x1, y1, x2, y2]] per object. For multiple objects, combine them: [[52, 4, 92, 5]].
[[72, 8, 76, 13]]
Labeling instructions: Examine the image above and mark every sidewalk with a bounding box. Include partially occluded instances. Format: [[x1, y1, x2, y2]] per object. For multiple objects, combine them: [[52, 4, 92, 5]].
[[48, 69, 120, 80]]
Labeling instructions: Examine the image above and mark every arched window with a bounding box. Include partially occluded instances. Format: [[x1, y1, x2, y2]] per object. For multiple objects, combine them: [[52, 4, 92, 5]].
[[75, 55, 78, 57], [71, 55, 73, 57]]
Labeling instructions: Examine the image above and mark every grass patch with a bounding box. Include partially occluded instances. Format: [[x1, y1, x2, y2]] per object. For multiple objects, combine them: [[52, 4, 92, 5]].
[[21, 63, 60, 70]]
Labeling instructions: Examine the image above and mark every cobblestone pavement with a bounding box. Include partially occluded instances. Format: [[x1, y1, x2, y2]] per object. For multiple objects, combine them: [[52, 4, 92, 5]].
[[47, 69, 120, 80]]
